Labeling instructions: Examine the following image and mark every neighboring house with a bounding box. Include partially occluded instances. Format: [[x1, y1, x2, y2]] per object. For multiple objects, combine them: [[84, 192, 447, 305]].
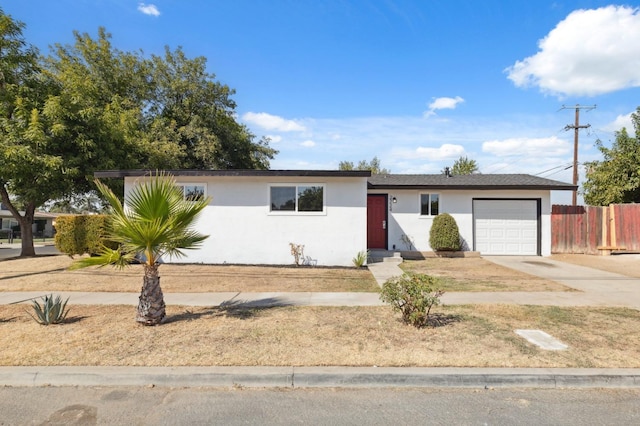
[[0, 205, 59, 238], [95, 170, 575, 266]]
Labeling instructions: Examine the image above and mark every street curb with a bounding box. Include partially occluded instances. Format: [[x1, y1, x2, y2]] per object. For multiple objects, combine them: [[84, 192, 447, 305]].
[[2, 367, 640, 389]]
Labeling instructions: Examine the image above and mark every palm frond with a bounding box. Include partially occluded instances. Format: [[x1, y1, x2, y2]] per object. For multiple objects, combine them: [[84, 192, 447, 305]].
[[88, 172, 210, 267], [71, 247, 136, 270]]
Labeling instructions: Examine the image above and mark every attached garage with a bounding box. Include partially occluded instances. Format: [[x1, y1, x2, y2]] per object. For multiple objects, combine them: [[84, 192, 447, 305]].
[[473, 199, 540, 255]]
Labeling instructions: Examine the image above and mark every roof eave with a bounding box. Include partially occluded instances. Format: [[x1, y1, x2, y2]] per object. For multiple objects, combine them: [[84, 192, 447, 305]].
[[94, 169, 372, 178], [368, 184, 577, 191]]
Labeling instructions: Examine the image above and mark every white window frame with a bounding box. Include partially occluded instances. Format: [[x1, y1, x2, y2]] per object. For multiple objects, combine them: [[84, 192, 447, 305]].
[[268, 183, 326, 215], [176, 183, 207, 202], [419, 192, 440, 217]]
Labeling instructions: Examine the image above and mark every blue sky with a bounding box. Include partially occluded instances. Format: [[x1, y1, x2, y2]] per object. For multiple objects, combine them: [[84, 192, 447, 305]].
[[4, 1, 640, 203]]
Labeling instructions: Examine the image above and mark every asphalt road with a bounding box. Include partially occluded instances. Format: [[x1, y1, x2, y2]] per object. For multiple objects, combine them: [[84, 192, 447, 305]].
[[1, 387, 639, 425]]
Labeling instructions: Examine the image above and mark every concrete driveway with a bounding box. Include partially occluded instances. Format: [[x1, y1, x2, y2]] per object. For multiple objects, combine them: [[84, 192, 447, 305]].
[[469, 256, 640, 310]]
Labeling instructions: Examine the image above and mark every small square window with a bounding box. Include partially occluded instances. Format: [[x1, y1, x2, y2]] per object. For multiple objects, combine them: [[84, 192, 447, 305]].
[[420, 193, 439, 216], [271, 186, 296, 211], [184, 185, 205, 201], [298, 186, 323, 212], [177, 184, 206, 202]]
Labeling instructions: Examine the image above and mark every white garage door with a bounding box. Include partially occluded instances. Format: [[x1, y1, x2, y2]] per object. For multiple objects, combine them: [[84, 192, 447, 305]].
[[474, 200, 538, 255]]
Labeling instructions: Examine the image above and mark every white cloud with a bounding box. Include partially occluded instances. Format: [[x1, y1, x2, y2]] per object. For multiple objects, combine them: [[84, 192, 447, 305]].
[[603, 113, 634, 133], [424, 96, 464, 117], [137, 3, 160, 16], [506, 6, 640, 96], [300, 140, 316, 147], [266, 135, 282, 143], [395, 143, 466, 160], [242, 112, 306, 132], [482, 136, 570, 157]]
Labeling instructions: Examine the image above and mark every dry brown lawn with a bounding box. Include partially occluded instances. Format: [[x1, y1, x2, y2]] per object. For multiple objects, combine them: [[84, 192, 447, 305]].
[[1, 304, 638, 368], [401, 257, 573, 292], [0, 255, 378, 293]]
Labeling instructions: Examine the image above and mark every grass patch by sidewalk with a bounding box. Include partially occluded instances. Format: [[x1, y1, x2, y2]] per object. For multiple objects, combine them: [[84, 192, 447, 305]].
[[401, 258, 574, 292], [0, 255, 379, 293], [1, 304, 638, 368]]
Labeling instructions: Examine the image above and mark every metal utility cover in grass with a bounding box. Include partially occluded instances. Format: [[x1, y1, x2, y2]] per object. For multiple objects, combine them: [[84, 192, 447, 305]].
[[514, 329, 568, 350]]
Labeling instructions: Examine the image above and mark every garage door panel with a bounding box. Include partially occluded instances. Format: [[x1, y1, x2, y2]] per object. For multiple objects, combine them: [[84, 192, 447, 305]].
[[505, 229, 521, 238], [474, 200, 538, 255]]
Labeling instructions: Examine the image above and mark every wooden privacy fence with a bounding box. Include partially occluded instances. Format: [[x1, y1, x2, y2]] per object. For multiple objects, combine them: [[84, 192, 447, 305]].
[[551, 204, 640, 254]]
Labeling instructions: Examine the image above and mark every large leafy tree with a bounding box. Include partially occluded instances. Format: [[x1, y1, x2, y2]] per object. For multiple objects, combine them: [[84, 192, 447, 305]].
[[0, 12, 276, 257], [146, 47, 276, 169], [339, 156, 390, 174], [583, 108, 640, 206], [73, 174, 209, 325], [0, 10, 66, 256], [451, 156, 479, 175]]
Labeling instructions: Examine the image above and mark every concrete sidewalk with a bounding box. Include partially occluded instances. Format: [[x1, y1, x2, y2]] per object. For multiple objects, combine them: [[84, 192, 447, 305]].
[[0, 291, 384, 307]]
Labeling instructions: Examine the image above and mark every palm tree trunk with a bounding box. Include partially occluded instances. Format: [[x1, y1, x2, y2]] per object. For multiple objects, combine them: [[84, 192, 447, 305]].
[[136, 264, 166, 325]]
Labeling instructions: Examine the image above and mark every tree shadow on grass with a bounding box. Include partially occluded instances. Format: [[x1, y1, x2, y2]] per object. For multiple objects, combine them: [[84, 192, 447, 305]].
[[427, 313, 463, 328], [22, 314, 87, 325], [63, 316, 87, 324], [0, 267, 67, 281], [165, 297, 295, 323]]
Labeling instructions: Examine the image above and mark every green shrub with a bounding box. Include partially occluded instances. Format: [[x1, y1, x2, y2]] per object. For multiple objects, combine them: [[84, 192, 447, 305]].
[[54, 215, 116, 256], [429, 213, 461, 251], [352, 250, 369, 268], [28, 294, 70, 325], [380, 272, 444, 328]]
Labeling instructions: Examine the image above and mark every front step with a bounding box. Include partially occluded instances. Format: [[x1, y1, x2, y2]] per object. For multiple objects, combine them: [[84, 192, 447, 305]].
[[368, 250, 403, 264]]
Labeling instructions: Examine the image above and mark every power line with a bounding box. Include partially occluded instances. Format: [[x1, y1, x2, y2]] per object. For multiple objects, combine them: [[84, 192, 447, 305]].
[[534, 163, 573, 177], [561, 104, 596, 205]]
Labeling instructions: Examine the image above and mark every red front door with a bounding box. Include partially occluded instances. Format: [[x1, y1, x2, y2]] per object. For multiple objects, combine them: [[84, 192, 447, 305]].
[[367, 195, 387, 249]]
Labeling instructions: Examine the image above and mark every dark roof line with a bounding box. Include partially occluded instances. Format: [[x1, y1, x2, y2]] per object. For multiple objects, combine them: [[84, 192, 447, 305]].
[[367, 173, 576, 190], [94, 169, 372, 178], [93, 170, 575, 190]]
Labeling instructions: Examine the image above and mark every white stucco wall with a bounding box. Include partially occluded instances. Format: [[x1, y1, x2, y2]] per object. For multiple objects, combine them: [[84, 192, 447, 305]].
[[367, 189, 553, 256], [124, 175, 368, 266]]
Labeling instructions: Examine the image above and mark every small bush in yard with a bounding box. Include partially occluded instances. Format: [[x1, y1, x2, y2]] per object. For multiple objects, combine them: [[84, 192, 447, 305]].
[[380, 272, 444, 328], [352, 250, 368, 268], [28, 294, 70, 325], [429, 213, 461, 251], [290, 243, 305, 266]]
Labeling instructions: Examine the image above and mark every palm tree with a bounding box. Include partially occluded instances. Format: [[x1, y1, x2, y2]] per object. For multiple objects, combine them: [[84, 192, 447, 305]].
[[73, 173, 209, 325]]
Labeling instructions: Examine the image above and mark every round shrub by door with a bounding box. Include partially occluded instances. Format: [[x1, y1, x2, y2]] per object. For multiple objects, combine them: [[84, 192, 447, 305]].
[[429, 213, 461, 251]]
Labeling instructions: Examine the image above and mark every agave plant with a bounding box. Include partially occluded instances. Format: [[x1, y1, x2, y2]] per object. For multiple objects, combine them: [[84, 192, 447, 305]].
[[29, 294, 70, 325]]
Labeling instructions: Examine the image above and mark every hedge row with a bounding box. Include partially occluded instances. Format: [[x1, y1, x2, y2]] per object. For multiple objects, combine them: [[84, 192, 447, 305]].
[[54, 215, 116, 256]]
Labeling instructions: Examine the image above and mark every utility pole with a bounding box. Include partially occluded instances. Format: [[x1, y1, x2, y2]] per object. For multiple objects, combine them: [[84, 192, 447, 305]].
[[562, 104, 596, 206]]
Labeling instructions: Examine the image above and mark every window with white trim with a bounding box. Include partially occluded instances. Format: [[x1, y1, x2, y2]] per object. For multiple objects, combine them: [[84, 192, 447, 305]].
[[420, 193, 439, 216], [177, 184, 206, 201], [270, 185, 324, 212]]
